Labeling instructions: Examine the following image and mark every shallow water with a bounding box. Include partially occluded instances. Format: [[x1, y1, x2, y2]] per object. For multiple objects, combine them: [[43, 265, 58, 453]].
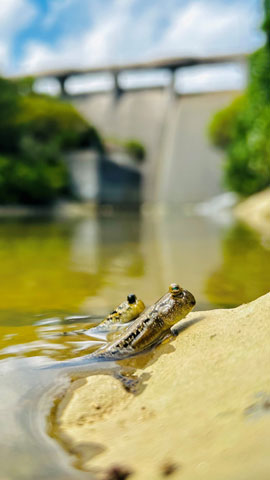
[[0, 212, 269, 479]]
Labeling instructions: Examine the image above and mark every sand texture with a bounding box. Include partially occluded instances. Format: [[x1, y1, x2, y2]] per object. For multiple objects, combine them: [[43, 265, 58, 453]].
[[56, 293, 270, 480], [235, 189, 270, 239]]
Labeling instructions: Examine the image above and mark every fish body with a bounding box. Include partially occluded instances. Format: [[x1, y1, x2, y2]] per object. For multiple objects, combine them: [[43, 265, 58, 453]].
[[45, 284, 195, 370], [91, 294, 145, 333], [90, 284, 196, 360]]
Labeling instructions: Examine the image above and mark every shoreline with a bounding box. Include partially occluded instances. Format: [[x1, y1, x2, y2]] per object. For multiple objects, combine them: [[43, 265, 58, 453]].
[[234, 188, 270, 239], [0, 202, 97, 219], [52, 292, 270, 480]]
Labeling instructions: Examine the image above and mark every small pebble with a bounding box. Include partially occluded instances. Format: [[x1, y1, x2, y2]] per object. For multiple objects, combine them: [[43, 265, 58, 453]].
[[161, 462, 180, 476], [102, 465, 133, 480]]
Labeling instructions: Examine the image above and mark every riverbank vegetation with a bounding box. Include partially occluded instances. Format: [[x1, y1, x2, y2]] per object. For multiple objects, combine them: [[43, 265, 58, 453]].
[[105, 137, 146, 163], [209, 0, 270, 196], [0, 76, 103, 205], [0, 76, 146, 205]]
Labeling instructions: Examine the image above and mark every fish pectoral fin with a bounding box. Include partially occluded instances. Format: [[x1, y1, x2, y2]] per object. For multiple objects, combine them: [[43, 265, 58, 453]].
[[114, 371, 140, 393], [160, 332, 173, 344]]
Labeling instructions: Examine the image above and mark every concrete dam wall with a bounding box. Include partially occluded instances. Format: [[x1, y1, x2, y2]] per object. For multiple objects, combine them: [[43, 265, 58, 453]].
[[72, 88, 240, 204]]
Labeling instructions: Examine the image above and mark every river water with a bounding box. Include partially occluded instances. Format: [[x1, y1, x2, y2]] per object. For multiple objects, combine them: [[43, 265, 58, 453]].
[[0, 211, 269, 479]]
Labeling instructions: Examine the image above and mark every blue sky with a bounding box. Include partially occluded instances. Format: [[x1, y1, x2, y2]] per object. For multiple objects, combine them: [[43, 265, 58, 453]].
[[0, 0, 265, 93]]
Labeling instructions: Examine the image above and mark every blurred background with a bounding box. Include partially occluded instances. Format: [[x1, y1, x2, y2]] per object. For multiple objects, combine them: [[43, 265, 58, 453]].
[[0, 0, 269, 351], [1, 3, 270, 478]]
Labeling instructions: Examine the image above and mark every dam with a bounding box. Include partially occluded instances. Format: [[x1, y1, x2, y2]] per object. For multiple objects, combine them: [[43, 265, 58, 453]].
[[24, 54, 245, 204], [72, 88, 239, 203]]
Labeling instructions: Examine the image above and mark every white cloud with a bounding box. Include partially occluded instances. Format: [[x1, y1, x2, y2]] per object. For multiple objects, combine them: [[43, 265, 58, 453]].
[[65, 73, 113, 95], [0, 43, 9, 71], [175, 62, 247, 94], [0, 0, 36, 72], [34, 77, 61, 96], [20, 0, 138, 73], [0, 0, 35, 35], [145, 1, 263, 58], [17, 0, 263, 93], [119, 70, 171, 90], [62, 70, 171, 95], [60, 64, 246, 95]]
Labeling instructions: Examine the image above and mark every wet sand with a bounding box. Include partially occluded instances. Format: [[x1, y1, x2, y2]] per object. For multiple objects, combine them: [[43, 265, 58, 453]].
[[54, 292, 270, 479]]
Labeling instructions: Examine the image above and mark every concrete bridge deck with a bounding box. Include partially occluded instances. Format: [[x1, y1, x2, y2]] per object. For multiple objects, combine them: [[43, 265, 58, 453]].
[[15, 52, 247, 78]]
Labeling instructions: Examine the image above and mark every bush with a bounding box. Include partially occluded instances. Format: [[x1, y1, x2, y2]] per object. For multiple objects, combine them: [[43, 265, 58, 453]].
[[209, 97, 270, 196], [208, 95, 247, 149], [124, 139, 146, 162], [0, 77, 104, 205], [105, 137, 146, 162], [0, 78, 21, 154], [16, 94, 104, 152], [209, 1, 270, 197], [0, 138, 70, 205]]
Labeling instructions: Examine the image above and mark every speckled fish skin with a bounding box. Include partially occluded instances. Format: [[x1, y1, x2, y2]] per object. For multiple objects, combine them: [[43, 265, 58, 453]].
[[90, 284, 196, 360], [97, 295, 145, 331], [44, 285, 196, 370]]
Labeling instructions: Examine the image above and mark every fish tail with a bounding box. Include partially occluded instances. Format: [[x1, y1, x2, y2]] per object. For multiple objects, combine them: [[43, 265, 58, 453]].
[[41, 354, 97, 370]]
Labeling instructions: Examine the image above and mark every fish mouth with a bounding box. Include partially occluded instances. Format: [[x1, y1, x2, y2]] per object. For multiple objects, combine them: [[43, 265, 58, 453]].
[[190, 295, 196, 307], [183, 290, 196, 307]]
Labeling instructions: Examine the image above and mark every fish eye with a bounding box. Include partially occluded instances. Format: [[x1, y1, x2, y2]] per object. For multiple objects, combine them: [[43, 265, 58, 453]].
[[127, 293, 136, 304], [169, 283, 183, 296]]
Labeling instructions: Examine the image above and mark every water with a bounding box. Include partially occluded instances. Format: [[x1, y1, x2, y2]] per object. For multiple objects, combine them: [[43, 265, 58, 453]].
[[0, 211, 269, 479]]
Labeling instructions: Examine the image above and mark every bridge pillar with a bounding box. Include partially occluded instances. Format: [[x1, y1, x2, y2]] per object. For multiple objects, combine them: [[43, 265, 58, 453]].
[[167, 67, 177, 98], [57, 75, 68, 97], [111, 71, 123, 100]]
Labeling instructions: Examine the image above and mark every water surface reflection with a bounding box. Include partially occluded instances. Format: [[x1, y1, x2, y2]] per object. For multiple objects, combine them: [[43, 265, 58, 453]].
[[0, 212, 269, 479], [206, 223, 270, 307]]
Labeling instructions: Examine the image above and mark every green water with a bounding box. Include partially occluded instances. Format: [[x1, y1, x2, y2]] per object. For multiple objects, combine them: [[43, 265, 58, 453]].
[[0, 212, 269, 479]]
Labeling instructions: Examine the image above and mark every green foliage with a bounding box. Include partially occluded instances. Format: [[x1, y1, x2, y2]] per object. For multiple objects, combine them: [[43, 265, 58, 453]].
[[261, 0, 270, 45], [210, 95, 270, 195], [0, 78, 21, 153], [248, 47, 270, 105], [208, 96, 247, 149], [209, 2, 270, 197], [105, 137, 146, 162], [0, 138, 69, 205], [16, 94, 104, 152], [0, 76, 104, 205], [224, 107, 270, 195], [206, 223, 270, 307], [123, 139, 146, 162], [15, 76, 35, 96]]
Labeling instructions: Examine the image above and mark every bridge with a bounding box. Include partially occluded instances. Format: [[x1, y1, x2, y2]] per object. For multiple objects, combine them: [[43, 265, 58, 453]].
[[17, 53, 248, 204], [21, 52, 247, 97]]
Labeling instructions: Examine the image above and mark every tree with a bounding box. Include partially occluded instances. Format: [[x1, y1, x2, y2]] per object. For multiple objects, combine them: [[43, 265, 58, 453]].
[[0, 76, 104, 204], [209, 1, 270, 196]]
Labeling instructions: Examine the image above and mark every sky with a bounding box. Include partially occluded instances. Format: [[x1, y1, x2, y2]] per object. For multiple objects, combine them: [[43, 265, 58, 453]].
[[0, 0, 265, 94]]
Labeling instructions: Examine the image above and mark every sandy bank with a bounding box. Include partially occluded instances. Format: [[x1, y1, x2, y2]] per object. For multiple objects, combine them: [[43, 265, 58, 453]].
[[235, 188, 270, 239], [55, 293, 270, 480]]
